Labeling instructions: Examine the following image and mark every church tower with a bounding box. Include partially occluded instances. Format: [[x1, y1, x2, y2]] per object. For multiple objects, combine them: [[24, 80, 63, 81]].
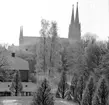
[[68, 2, 81, 40], [19, 26, 23, 45]]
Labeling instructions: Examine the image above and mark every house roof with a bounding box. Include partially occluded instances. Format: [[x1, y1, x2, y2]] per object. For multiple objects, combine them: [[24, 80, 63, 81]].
[[7, 56, 29, 70]]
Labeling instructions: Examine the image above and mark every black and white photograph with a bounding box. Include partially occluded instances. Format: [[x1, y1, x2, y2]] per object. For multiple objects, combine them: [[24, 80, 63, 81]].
[[0, 0, 109, 105]]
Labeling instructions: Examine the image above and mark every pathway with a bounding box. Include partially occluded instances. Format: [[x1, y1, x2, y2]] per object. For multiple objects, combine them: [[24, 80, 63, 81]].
[[1, 100, 22, 105]]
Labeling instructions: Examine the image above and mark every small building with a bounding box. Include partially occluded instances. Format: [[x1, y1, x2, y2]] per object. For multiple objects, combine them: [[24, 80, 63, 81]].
[[7, 52, 29, 82], [0, 82, 37, 96]]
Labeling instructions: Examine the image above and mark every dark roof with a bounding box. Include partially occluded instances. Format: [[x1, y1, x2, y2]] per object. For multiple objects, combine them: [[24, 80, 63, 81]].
[[21, 36, 69, 46], [7, 56, 29, 70]]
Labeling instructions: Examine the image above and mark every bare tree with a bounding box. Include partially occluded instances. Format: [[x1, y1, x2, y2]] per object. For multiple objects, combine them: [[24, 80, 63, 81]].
[[0, 46, 9, 69], [48, 21, 61, 75], [36, 19, 50, 74]]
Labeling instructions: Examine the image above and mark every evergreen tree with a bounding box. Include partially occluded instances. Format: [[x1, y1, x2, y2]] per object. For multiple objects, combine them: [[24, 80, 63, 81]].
[[93, 76, 109, 105], [56, 71, 68, 99], [9, 70, 23, 96], [70, 73, 78, 100], [92, 94, 100, 105], [31, 78, 54, 105], [81, 76, 95, 105], [60, 47, 69, 72], [66, 89, 73, 101], [76, 75, 85, 104]]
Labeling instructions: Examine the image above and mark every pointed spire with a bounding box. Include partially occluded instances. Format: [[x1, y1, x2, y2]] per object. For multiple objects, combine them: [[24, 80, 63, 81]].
[[75, 2, 79, 25], [19, 26, 23, 45], [71, 4, 74, 24], [20, 26, 23, 37]]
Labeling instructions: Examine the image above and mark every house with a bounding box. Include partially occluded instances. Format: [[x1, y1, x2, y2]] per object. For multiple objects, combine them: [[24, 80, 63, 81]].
[[7, 52, 29, 82], [0, 82, 37, 96]]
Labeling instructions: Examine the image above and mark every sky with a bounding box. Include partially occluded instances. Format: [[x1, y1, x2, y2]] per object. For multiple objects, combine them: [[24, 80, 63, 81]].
[[0, 0, 109, 46]]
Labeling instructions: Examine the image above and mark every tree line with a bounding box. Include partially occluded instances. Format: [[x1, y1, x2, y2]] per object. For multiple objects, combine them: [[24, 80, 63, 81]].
[[34, 19, 109, 105]]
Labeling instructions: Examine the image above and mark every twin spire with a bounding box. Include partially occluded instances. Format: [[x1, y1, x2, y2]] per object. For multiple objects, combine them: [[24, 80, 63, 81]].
[[71, 4, 74, 23], [71, 2, 79, 25], [68, 2, 81, 40]]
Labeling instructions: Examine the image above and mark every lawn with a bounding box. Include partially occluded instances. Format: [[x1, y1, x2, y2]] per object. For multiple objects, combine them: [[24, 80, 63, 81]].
[[0, 96, 32, 105], [0, 73, 74, 105], [0, 96, 77, 105]]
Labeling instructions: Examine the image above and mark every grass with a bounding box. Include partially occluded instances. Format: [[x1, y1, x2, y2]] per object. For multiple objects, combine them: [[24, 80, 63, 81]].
[[0, 96, 77, 105], [0, 72, 74, 105], [0, 96, 32, 105]]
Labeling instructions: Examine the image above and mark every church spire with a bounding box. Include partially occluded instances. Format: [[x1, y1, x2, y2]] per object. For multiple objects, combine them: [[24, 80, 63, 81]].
[[71, 4, 74, 24], [20, 26, 23, 37], [68, 2, 81, 40], [19, 26, 23, 45], [75, 2, 79, 26]]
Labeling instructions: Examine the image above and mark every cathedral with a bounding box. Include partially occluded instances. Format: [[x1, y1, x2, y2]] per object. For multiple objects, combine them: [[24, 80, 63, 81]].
[[19, 2, 81, 49], [68, 2, 81, 40]]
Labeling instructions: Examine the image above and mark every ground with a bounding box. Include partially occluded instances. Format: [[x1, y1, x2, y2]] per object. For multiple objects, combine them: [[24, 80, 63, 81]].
[[0, 72, 74, 105], [0, 96, 77, 105]]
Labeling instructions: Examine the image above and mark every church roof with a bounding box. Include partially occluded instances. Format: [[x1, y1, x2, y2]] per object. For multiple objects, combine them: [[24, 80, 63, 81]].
[[7, 55, 29, 70], [22, 36, 69, 45], [22, 36, 40, 45]]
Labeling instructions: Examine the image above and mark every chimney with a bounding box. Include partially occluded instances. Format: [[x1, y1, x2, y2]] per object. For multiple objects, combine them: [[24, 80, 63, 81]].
[[12, 52, 15, 57]]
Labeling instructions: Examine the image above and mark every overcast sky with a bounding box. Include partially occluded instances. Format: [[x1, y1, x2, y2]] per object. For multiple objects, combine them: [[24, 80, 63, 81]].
[[0, 0, 109, 45]]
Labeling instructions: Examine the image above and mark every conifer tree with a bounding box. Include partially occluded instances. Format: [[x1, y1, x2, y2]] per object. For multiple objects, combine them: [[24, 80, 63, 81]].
[[93, 76, 109, 105], [9, 70, 23, 96], [81, 76, 95, 105], [66, 89, 73, 101], [56, 71, 68, 99], [70, 73, 78, 100], [31, 78, 54, 105], [76, 75, 85, 104], [92, 94, 100, 105]]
